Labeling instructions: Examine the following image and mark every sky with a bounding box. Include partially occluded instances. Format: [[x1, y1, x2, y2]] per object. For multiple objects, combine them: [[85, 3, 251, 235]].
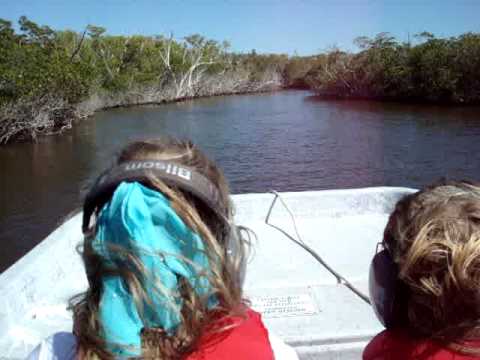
[[2, 0, 480, 55]]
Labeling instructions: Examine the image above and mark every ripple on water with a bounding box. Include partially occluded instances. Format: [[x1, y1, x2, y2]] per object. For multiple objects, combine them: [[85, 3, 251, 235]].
[[1, 90, 480, 271]]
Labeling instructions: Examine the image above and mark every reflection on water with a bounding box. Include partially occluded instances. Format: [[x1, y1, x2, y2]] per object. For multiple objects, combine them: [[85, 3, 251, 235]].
[[1, 90, 480, 271]]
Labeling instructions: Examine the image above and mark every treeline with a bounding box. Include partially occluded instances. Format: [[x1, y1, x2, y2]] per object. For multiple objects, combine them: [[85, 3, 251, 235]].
[[1, 17, 480, 144], [304, 32, 480, 103], [0, 17, 290, 144]]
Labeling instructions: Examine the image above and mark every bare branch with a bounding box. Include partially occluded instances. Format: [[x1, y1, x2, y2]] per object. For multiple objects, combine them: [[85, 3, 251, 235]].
[[70, 27, 87, 62]]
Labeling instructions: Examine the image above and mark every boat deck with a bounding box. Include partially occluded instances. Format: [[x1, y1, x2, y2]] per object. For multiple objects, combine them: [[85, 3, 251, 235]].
[[0, 187, 415, 359]]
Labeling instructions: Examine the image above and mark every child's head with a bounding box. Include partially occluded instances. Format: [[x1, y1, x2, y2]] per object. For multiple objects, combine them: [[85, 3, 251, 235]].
[[74, 138, 248, 359], [384, 180, 480, 343]]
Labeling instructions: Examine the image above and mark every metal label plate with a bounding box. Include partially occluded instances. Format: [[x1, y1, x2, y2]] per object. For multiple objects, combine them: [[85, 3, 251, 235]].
[[250, 293, 318, 318]]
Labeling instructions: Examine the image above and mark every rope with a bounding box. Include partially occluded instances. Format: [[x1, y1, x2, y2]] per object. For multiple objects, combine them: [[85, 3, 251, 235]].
[[264, 190, 371, 305]]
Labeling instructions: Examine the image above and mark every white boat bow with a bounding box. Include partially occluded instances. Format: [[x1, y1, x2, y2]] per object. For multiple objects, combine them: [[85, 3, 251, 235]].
[[0, 187, 416, 359]]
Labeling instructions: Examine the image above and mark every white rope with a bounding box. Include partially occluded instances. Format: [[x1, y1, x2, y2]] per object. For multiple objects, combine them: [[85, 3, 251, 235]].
[[264, 190, 371, 305]]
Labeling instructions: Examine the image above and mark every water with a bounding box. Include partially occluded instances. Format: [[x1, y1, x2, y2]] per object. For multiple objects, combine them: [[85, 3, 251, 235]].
[[1, 90, 480, 272]]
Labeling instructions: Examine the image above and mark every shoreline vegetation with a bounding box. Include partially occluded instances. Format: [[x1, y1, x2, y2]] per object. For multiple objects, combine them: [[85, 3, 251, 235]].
[[1, 18, 480, 144]]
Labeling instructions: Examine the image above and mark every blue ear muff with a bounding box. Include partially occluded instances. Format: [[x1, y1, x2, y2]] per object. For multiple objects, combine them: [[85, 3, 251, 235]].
[[369, 249, 400, 328]]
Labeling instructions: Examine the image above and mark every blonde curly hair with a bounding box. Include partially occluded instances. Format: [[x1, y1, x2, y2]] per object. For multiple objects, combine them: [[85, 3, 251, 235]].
[[384, 180, 480, 352]]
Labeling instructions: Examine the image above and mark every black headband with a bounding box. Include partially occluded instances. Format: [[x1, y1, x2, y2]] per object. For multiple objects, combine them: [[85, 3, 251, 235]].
[[82, 160, 226, 233]]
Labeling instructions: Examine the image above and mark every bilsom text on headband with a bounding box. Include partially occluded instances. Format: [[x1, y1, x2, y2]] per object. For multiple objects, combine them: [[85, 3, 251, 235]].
[[82, 160, 227, 233]]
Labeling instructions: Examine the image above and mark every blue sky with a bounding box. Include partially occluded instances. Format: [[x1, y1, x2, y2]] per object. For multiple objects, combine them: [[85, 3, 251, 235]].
[[2, 0, 480, 55]]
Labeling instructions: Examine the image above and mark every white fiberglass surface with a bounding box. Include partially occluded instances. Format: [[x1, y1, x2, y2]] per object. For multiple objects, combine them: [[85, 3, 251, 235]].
[[0, 188, 415, 359], [242, 215, 387, 354], [243, 215, 386, 289]]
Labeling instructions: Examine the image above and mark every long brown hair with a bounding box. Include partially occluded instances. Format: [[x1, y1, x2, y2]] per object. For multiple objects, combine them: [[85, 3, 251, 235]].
[[384, 180, 480, 353], [72, 138, 249, 359]]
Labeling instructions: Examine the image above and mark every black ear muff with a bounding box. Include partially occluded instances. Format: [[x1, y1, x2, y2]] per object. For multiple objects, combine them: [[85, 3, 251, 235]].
[[369, 248, 400, 328]]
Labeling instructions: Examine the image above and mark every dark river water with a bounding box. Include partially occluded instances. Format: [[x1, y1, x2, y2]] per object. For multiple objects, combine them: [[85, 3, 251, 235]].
[[1, 90, 480, 272]]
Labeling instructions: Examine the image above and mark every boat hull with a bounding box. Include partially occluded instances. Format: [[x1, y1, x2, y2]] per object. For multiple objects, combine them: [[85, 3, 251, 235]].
[[0, 187, 415, 359]]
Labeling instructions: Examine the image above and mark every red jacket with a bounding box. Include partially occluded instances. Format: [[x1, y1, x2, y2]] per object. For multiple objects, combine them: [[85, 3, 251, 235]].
[[26, 308, 274, 360], [187, 308, 274, 360], [364, 330, 480, 360]]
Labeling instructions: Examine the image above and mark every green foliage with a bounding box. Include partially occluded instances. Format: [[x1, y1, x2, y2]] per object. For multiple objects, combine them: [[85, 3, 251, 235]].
[[1, 17, 296, 143], [0, 18, 244, 105], [235, 51, 288, 82], [0, 17, 95, 105], [1, 16, 296, 110], [306, 32, 480, 103], [283, 55, 320, 88], [3, 17, 479, 116]]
